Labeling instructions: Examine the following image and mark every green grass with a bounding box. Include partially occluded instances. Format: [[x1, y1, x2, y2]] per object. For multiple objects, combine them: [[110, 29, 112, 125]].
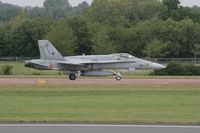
[[123, 70, 152, 76], [0, 84, 200, 124], [0, 61, 61, 76]]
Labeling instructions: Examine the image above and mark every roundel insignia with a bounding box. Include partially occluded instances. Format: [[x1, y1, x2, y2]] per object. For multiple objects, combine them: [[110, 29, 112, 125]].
[[48, 64, 54, 69]]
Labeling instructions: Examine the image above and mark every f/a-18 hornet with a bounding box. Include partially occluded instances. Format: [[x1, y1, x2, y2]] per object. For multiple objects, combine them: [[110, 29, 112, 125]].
[[25, 40, 165, 80]]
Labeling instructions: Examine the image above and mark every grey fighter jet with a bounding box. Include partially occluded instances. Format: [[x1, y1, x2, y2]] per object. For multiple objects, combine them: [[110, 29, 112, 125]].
[[25, 40, 165, 80]]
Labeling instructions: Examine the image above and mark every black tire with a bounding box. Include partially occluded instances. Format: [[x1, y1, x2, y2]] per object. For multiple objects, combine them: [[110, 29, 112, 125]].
[[116, 76, 122, 81], [69, 74, 76, 80]]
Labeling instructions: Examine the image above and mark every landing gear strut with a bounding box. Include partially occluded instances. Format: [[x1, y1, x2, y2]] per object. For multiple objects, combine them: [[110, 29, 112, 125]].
[[112, 71, 122, 81], [69, 74, 77, 80]]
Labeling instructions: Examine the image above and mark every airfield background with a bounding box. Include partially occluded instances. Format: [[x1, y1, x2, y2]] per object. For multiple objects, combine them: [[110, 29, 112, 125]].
[[0, 0, 200, 126], [1, 0, 200, 76], [0, 0, 200, 59]]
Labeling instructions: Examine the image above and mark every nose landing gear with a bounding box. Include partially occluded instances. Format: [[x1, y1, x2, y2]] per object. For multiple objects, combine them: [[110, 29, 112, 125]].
[[112, 71, 122, 81], [116, 75, 122, 81]]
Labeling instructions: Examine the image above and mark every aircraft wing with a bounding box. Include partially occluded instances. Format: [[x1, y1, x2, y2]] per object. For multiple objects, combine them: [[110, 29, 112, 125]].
[[58, 60, 135, 66], [58, 61, 84, 66], [82, 60, 135, 64]]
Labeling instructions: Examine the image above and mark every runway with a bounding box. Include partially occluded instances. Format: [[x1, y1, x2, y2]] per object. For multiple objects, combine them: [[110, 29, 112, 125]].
[[0, 124, 200, 133], [0, 77, 200, 86]]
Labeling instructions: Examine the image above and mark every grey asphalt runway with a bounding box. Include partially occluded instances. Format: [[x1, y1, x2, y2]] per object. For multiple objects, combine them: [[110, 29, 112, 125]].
[[0, 124, 200, 133]]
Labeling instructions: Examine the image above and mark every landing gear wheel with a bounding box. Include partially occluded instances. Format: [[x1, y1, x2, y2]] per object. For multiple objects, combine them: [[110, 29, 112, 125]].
[[116, 76, 122, 81], [69, 74, 76, 80]]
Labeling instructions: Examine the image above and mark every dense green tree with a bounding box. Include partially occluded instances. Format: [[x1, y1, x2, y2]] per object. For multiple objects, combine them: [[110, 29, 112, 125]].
[[158, 18, 182, 57], [162, 0, 180, 10], [0, 0, 200, 58], [44, 0, 71, 10], [6, 18, 52, 57], [86, 0, 126, 26], [43, 0, 73, 20], [26, 7, 46, 19], [0, 22, 13, 56], [86, 0, 166, 26], [45, 21, 75, 56], [114, 18, 163, 56], [143, 39, 167, 58], [0, 2, 22, 21], [77, 1, 89, 9], [92, 25, 117, 54], [162, 0, 185, 21], [67, 17, 94, 55], [124, 0, 167, 25], [187, 7, 200, 23], [191, 43, 200, 63], [178, 19, 200, 57], [73, 1, 90, 15]]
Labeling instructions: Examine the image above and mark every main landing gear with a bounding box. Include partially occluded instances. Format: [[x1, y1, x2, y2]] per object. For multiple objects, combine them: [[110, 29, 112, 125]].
[[69, 74, 77, 80]]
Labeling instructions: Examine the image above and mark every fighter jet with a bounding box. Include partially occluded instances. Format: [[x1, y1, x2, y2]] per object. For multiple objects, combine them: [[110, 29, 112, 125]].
[[25, 40, 165, 80]]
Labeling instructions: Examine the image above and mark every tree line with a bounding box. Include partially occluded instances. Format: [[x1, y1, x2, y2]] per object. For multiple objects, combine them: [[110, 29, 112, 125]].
[[0, 0, 200, 59]]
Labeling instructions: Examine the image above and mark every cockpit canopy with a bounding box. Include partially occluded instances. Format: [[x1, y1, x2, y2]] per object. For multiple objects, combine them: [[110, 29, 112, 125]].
[[110, 53, 136, 59]]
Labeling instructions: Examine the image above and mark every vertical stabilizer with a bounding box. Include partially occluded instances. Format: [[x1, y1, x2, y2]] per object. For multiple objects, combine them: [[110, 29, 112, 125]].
[[38, 40, 65, 60]]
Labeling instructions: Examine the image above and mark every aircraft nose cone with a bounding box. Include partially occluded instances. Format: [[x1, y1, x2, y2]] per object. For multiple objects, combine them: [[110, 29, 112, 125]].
[[152, 63, 166, 70]]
